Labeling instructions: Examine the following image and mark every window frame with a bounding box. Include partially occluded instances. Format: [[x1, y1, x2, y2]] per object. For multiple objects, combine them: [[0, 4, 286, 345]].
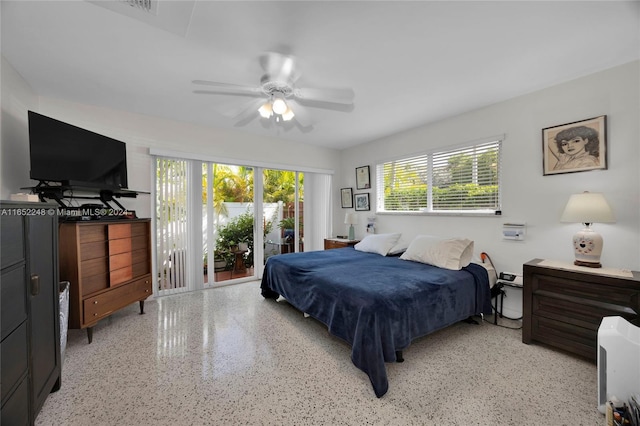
[[375, 135, 503, 216]]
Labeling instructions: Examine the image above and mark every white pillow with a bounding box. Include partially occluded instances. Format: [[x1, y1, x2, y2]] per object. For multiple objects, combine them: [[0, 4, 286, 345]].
[[354, 233, 401, 256], [398, 235, 446, 257], [388, 238, 410, 255], [400, 235, 474, 270]]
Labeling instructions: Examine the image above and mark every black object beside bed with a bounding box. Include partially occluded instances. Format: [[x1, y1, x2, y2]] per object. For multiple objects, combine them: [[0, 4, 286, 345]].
[[261, 247, 493, 398]]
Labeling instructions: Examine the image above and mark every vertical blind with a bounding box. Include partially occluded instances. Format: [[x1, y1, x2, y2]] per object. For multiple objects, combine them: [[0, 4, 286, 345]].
[[302, 173, 333, 251], [156, 158, 190, 295], [376, 138, 502, 213]]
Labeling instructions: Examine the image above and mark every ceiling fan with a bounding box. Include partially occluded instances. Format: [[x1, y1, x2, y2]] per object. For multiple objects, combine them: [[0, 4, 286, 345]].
[[192, 52, 355, 127]]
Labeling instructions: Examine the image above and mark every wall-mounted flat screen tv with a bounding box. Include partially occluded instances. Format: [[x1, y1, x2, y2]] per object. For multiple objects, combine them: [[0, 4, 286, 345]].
[[28, 111, 128, 190]]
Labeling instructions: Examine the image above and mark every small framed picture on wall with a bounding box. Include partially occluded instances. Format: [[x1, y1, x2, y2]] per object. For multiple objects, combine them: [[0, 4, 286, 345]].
[[355, 165, 371, 189], [340, 187, 353, 208], [354, 193, 370, 211], [542, 115, 607, 176]]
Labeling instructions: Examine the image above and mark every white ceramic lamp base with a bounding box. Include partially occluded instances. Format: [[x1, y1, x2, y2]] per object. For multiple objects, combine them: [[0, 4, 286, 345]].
[[572, 225, 603, 268], [348, 225, 355, 240]]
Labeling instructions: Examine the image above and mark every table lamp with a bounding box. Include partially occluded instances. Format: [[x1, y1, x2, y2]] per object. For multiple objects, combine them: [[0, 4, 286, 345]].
[[345, 213, 358, 240], [560, 191, 615, 268]]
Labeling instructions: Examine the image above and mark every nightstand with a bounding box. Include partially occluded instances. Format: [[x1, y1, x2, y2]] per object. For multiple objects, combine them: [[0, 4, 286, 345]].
[[523, 258, 640, 362], [324, 238, 360, 250]]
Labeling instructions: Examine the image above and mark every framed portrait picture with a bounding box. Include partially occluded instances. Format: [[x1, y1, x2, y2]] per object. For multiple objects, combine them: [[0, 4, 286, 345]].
[[542, 115, 607, 176], [354, 193, 370, 211], [340, 187, 353, 208], [355, 165, 371, 189]]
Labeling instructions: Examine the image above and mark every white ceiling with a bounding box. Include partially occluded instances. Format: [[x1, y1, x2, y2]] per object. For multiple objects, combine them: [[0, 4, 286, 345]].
[[2, 1, 639, 150]]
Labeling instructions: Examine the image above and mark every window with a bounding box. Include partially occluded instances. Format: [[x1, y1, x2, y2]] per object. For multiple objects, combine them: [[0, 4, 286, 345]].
[[376, 137, 502, 214]]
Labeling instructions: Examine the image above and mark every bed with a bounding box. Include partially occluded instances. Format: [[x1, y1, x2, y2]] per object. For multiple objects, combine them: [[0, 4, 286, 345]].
[[260, 243, 493, 397]]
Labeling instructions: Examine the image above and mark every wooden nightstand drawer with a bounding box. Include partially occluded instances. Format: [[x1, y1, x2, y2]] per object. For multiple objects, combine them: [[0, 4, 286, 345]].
[[82, 272, 108, 296], [83, 274, 151, 324], [109, 237, 132, 255], [80, 241, 107, 261], [81, 257, 108, 280], [531, 315, 595, 359], [109, 266, 133, 287], [108, 223, 131, 240], [534, 273, 640, 308], [324, 239, 359, 250], [131, 222, 148, 237], [109, 252, 132, 271], [79, 224, 106, 243], [532, 292, 635, 330]]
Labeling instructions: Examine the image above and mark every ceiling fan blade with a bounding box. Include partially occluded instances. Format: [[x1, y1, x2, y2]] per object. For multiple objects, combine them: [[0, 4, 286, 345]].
[[225, 98, 266, 121], [287, 99, 313, 127], [259, 52, 297, 82], [294, 87, 355, 105], [192, 80, 262, 97], [193, 80, 253, 88]]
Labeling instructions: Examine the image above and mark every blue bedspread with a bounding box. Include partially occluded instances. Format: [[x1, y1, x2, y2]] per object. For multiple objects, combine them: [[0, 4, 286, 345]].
[[260, 247, 492, 397]]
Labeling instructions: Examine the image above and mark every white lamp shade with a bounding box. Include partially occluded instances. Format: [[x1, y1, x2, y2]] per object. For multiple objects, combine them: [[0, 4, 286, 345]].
[[281, 106, 295, 121], [344, 213, 358, 225], [258, 102, 273, 118], [560, 192, 615, 224]]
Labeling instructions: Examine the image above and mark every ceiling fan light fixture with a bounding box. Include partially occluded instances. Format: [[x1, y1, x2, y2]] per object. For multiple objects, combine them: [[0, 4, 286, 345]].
[[281, 106, 295, 121], [258, 102, 273, 118], [272, 95, 288, 115]]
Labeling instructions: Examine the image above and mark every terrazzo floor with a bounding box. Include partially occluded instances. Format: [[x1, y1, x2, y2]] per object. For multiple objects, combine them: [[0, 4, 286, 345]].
[[36, 281, 604, 425]]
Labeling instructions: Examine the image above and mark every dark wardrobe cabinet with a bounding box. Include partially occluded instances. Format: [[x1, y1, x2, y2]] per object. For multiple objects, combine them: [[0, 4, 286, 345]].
[[1, 202, 61, 425]]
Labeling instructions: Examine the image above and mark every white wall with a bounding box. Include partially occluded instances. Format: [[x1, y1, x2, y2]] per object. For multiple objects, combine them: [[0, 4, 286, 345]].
[[1, 56, 38, 197], [337, 61, 640, 317], [0, 56, 340, 217]]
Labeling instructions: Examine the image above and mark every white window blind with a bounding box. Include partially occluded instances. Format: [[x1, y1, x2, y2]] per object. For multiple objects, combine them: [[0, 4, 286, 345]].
[[156, 158, 190, 295], [379, 154, 429, 211], [302, 173, 332, 251], [376, 138, 502, 214]]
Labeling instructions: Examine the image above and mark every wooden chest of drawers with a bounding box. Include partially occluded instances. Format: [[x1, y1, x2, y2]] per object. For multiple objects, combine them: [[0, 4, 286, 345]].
[[59, 219, 151, 343], [523, 258, 640, 361]]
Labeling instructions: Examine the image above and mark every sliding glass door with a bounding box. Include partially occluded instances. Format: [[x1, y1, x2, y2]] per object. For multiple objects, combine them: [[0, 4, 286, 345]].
[[263, 169, 304, 262], [154, 153, 331, 295], [203, 164, 256, 286]]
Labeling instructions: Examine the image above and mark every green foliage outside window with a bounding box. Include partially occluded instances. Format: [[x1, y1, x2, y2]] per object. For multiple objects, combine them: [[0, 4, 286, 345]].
[[383, 185, 498, 211], [215, 211, 273, 268], [432, 184, 499, 209]]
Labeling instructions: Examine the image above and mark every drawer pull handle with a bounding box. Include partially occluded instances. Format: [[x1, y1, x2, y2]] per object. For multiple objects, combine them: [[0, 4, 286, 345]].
[[145, 289, 149, 293], [94, 301, 98, 304], [30, 274, 40, 296], [94, 313, 98, 316]]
